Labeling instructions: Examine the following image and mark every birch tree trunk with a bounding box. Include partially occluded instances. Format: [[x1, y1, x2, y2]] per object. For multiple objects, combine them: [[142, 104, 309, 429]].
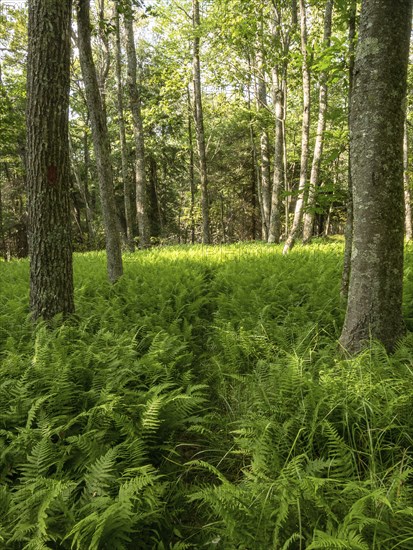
[[193, 0, 210, 244], [404, 121, 413, 240], [124, 3, 150, 248], [283, 0, 311, 254], [77, 0, 123, 283], [114, 5, 134, 251], [339, 0, 412, 354], [27, 0, 74, 319], [302, 0, 333, 243]]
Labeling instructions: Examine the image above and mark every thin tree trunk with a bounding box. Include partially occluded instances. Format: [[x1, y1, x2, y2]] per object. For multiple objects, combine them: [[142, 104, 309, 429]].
[[268, 63, 284, 244], [192, 0, 210, 244], [256, 44, 271, 241], [404, 120, 413, 240], [69, 136, 95, 246], [341, 0, 356, 298], [187, 88, 196, 244], [0, 166, 7, 261], [339, 0, 412, 354], [283, 76, 290, 236], [148, 155, 162, 237], [27, 0, 74, 319], [124, 3, 150, 248], [114, 5, 134, 251], [283, 0, 311, 254], [302, 0, 333, 243], [77, 0, 123, 283], [248, 55, 261, 240]]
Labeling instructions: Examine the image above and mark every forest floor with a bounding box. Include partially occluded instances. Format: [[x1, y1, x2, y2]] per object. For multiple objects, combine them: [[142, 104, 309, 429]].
[[1, 240, 413, 549]]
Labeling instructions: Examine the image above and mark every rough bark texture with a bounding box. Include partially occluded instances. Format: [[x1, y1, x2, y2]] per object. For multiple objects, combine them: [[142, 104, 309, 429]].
[[283, 0, 310, 254], [341, 1, 356, 299], [115, 6, 134, 251], [27, 0, 74, 320], [339, 0, 412, 355], [404, 121, 413, 241], [77, 0, 123, 282], [302, 0, 332, 243], [192, 0, 210, 244], [124, 5, 150, 248]]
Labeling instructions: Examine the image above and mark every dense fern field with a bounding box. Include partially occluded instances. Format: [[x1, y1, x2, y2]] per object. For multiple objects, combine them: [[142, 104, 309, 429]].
[[2, 241, 413, 549]]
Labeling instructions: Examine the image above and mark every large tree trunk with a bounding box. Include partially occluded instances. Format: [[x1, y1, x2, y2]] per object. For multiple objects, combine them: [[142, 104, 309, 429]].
[[283, 0, 311, 254], [27, 0, 74, 319], [404, 121, 413, 241], [339, 0, 412, 355], [77, 0, 123, 283], [192, 0, 210, 244], [114, 5, 135, 251], [124, 3, 150, 248], [302, 0, 333, 243], [341, 1, 357, 299]]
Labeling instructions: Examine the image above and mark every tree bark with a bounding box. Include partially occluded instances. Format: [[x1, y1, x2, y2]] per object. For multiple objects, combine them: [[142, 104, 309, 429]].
[[341, 0, 356, 299], [27, 0, 74, 319], [256, 44, 271, 241], [187, 87, 196, 244], [192, 0, 210, 244], [339, 0, 412, 355], [124, 3, 150, 248], [0, 166, 7, 261], [302, 0, 333, 243], [69, 136, 95, 246], [283, 0, 311, 254], [404, 121, 413, 241], [114, 5, 135, 251], [77, 0, 123, 282]]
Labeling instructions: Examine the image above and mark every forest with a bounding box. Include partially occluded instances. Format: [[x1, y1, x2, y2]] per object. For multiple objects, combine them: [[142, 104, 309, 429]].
[[1, 0, 413, 548]]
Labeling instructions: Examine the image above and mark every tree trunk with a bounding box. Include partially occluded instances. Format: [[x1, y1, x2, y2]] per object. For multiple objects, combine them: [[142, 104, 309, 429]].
[[0, 167, 7, 261], [248, 55, 261, 240], [187, 87, 196, 244], [148, 155, 162, 237], [302, 0, 333, 243], [268, 64, 284, 244], [27, 0, 74, 319], [69, 136, 95, 246], [76, 0, 123, 283], [124, 4, 150, 248], [404, 121, 413, 240], [192, 0, 210, 244], [256, 45, 271, 241], [339, 0, 412, 355], [341, 1, 357, 299], [283, 0, 311, 254], [114, 5, 135, 251]]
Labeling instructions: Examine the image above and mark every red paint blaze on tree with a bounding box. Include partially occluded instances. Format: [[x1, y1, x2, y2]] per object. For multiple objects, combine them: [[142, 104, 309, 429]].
[[47, 165, 58, 185]]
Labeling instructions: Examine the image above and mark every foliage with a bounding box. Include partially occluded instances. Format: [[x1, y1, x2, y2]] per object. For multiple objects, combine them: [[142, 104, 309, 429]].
[[1, 242, 413, 547]]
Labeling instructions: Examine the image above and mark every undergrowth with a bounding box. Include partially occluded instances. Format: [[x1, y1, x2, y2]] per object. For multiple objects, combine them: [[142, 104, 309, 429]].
[[1, 241, 413, 548]]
